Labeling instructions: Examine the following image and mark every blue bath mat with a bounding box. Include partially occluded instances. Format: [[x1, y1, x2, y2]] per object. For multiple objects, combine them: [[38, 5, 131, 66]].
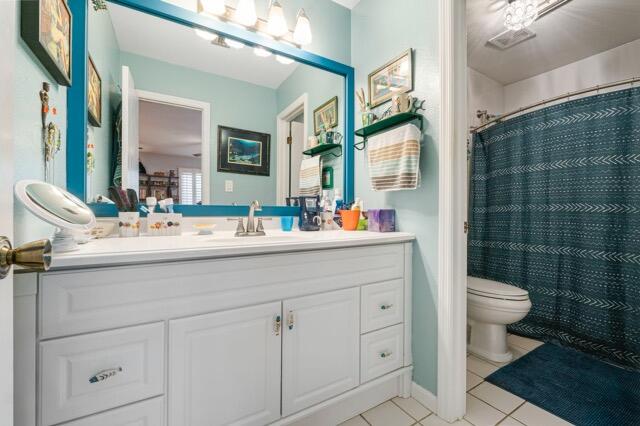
[[486, 343, 640, 426]]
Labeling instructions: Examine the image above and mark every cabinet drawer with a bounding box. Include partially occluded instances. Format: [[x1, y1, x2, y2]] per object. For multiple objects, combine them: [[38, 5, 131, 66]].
[[361, 280, 404, 333], [361, 324, 404, 383], [61, 396, 164, 426], [40, 323, 165, 426]]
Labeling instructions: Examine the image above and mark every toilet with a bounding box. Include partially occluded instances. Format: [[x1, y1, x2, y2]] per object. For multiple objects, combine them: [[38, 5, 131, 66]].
[[467, 276, 532, 362]]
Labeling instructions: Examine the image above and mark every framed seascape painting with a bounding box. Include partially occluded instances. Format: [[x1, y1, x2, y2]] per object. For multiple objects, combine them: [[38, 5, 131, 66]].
[[21, 0, 73, 86], [217, 126, 271, 176], [368, 49, 413, 108], [313, 96, 339, 135], [87, 55, 102, 127]]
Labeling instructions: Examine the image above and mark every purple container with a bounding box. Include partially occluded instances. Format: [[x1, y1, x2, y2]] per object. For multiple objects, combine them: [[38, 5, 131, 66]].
[[368, 209, 396, 232]]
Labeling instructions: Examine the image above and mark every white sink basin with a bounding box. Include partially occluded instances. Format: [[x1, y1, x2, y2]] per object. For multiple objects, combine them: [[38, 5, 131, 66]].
[[209, 235, 307, 245]]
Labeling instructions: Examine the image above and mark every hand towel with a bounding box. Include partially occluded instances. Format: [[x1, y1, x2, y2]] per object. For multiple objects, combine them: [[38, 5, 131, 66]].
[[299, 156, 322, 196], [367, 123, 421, 191]]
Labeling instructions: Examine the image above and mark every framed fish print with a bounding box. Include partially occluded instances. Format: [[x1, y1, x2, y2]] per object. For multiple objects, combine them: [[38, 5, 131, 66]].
[[87, 55, 102, 127], [313, 96, 339, 135], [368, 49, 413, 108], [21, 0, 73, 86], [217, 126, 271, 176]]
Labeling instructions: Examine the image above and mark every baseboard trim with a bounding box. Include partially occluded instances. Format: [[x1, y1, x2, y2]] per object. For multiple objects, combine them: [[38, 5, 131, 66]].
[[411, 381, 438, 414]]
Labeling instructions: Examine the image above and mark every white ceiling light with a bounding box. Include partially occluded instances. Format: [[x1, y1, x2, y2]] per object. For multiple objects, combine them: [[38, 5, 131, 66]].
[[276, 55, 294, 65], [235, 0, 257, 27], [293, 8, 312, 45], [254, 46, 272, 57], [194, 28, 217, 41], [267, 0, 288, 37], [225, 38, 245, 49], [199, 0, 226, 16], [504, 0, 538, 31]]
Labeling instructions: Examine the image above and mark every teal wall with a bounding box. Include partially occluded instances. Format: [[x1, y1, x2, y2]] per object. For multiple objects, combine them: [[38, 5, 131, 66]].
[[352, 0, 440, 394], [121, 52, 279, 205], [87, 6, 122, 201], [13, 1, 68, 245], [275, 64, 345, 193]]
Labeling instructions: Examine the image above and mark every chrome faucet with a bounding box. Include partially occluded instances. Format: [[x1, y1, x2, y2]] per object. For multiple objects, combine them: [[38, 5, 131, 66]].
[[246, 200, 262, 235]]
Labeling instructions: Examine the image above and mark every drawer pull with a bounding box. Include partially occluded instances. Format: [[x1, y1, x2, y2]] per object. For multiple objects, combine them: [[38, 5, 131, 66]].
[[274, 315, 282, 336], [380, 304, 393, 310], [89, 367, 123, 384], [287, 311, 295, 330], [379, 351, 392, 359]]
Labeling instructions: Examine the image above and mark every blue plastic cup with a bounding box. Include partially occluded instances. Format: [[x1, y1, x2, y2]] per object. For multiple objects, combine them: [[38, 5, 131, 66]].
[[280, 216, 294, 232]]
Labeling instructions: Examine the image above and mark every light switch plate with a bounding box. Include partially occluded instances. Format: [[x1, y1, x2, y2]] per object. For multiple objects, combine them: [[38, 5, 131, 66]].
[[225, 180, 233, 192]]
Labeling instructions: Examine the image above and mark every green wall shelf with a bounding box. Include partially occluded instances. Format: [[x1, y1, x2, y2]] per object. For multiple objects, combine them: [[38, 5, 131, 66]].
[[354, 112, 424, 150], [302, 143, 343, 158]]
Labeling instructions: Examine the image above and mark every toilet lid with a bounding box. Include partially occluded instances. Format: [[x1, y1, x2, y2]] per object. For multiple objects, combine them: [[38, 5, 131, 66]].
[[467, 277, 529, 301]]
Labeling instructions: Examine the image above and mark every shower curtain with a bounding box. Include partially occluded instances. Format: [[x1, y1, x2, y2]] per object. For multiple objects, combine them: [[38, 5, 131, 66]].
[[469, 87, 640, 370]]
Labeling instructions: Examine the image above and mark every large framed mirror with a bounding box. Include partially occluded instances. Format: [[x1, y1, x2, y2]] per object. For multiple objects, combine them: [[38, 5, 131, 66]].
[[67, 0, 354, 216]]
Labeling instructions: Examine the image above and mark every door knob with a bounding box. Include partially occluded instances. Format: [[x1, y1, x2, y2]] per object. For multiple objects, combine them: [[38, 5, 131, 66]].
[[0, 236, 52, 279]]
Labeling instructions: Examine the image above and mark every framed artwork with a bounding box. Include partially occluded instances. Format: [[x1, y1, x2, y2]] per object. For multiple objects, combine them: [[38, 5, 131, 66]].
[[217, 126, 271, 176], [368, 49, 413, 108], [313, 96, 339, 135], [21, 0, 73, 86], [322, 166, 334, 189], [87, 55, 102, 127]]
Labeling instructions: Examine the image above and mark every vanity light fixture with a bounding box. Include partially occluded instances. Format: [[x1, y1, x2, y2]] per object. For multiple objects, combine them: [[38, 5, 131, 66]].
[[267, 0, 288, 37], [199, 0, 226, 16], [293, 8, 312, 46], [254, 46, 272, 57], [276, 55, 294, 65], [235, 0, 258, 27], [504, 0, 538, 31]]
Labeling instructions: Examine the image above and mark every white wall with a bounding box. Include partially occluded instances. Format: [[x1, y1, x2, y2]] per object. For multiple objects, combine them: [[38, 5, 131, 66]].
[[467, 68, 504, 128], [504, 38, 640, 111], [140, 152, 200, 175]]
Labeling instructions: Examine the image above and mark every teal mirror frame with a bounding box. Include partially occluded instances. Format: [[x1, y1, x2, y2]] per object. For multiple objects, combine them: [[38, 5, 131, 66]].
[[66, 0, 355, 216]]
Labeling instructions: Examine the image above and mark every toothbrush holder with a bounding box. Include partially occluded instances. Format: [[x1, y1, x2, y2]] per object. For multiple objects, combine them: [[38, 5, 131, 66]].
[[147, 213, 183, 236], [118, 212, 140, 238]]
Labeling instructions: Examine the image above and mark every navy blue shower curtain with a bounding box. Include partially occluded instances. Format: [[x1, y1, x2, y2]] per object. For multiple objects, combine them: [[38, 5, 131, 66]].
[[469, 87, 640, 369]]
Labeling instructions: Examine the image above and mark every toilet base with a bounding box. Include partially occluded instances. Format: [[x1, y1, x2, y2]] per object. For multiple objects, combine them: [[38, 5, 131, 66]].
[[468, 322, 513, 363]]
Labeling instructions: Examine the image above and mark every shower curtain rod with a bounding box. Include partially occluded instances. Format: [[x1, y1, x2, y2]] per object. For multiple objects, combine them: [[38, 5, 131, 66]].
[[470, 76, 640, 133]]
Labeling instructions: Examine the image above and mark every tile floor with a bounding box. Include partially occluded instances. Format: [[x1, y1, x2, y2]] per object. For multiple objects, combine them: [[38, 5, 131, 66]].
[[341, 334, 572, 426]]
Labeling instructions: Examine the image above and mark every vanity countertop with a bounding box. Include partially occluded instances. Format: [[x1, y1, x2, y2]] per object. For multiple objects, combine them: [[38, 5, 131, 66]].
[[50, 230, 415, 270]]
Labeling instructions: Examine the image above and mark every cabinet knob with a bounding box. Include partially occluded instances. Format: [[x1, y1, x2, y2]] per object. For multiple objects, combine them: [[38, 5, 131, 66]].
[[89, 367, 122, 384], [274, 315, 282, 336], [380, 303, 393, 311], [287, 311, 295, 330], [379, 351, 392, 359]]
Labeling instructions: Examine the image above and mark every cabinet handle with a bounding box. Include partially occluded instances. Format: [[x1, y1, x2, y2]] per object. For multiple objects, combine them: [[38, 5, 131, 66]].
[[89, 367, 122, 384], [380, 303, 393, 310], [379, 351, 392, 359], [274, 315, 282, 336], [287, 311, 295, 330]]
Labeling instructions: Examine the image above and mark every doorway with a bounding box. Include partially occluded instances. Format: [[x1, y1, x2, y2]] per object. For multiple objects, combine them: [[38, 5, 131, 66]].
[[277, 94, 309, 205]]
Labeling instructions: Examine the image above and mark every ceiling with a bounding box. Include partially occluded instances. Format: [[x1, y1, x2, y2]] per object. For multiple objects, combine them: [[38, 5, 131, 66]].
[[467, 0, 640, 85], [139, 100, 202, 157], [109, 2, 299, 89], [331, 0, 361, 9]]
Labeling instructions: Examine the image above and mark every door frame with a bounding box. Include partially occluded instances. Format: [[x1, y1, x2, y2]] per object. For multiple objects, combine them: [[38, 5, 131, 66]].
[[276, 93, 308, 205], [436, 0, 468, 421], [136, 90, 211, 204]]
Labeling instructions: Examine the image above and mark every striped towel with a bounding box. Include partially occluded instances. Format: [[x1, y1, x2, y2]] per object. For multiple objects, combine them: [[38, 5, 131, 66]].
[[299, 156, 322, 196], [367, 123, 421, 191]]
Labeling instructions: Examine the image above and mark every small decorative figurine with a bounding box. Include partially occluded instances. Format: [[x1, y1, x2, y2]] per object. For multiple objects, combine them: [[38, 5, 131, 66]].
[[91, 0, 107, 11]]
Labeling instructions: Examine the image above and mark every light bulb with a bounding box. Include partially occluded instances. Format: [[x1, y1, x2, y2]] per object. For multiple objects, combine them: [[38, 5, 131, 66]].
[[293, 8, 312, 46], [235, 0, 257, 27], [199, 0, 226, 16], [267, 0, 288, 37], [504, 0, 538, 31], [254, 47, 272, 57], [194, 28, 216, 41], [225, 38, 245, 49], [276, 55, 294, 65]]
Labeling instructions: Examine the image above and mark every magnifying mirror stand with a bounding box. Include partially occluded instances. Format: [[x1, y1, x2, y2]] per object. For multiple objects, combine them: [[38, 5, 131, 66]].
[[51, 228, 79, 253]]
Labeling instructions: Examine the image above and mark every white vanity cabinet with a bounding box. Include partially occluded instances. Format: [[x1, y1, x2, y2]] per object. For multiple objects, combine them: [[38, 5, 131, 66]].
[[14, 237, 414, 426]]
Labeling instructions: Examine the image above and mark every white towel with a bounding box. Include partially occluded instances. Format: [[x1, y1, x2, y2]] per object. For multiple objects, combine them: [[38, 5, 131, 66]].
[[367, 123, 421, 191], [299, 156, 322, 196]]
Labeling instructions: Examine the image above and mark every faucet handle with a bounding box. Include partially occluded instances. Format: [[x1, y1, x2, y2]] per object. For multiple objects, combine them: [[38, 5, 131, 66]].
[[256, 217, 272, 233], [227, 217, 245, 235]]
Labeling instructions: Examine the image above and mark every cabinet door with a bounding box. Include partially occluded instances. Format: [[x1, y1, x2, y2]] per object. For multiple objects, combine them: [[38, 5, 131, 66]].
[[282, 288, 360, 416], [169, 302, 282, 426]]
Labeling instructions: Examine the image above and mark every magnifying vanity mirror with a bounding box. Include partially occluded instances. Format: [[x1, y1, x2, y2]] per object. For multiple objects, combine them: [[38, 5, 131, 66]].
[[15, 180, 97, 252], [76, 0, 354, 215]]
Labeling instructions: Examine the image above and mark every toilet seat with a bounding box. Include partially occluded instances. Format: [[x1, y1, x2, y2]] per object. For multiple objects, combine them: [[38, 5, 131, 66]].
[[467, 277, 529, 301]]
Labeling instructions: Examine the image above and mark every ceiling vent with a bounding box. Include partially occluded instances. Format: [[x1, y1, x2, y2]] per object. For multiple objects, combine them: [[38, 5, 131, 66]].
[[487, 27, 536, 50]]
